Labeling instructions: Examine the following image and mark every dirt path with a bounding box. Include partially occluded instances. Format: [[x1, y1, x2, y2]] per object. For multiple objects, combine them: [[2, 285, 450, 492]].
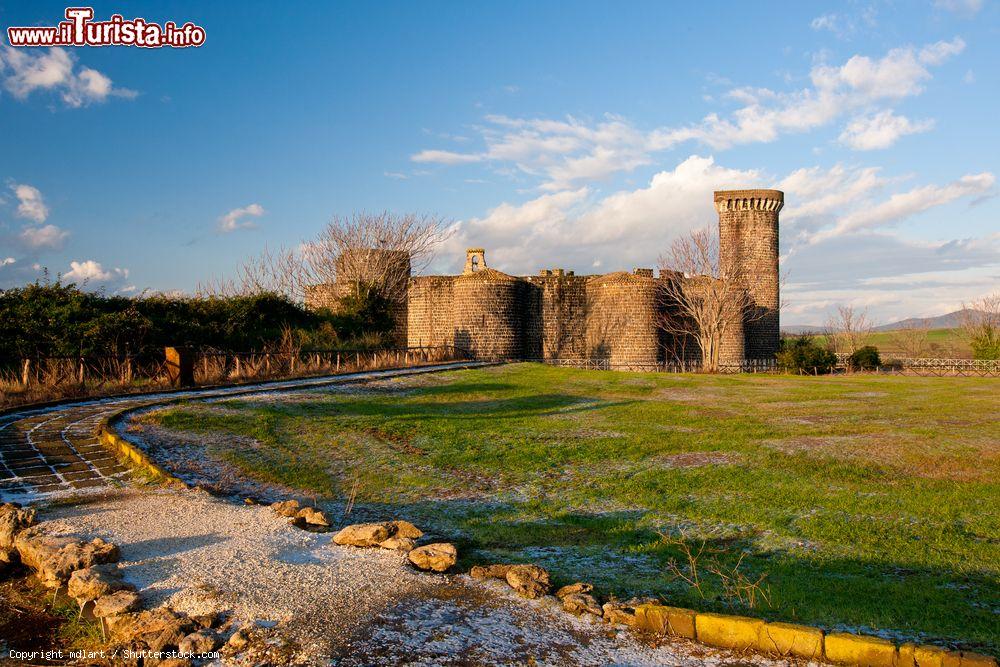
[[37, 487, 809, 666]]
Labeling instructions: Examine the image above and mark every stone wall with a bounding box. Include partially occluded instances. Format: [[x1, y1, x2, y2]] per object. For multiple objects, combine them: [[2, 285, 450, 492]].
[[407, 276, 455, 347]]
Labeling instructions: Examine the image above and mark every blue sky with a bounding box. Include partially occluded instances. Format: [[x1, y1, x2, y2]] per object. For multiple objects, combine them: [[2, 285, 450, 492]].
[[0, 0, 997, 324]]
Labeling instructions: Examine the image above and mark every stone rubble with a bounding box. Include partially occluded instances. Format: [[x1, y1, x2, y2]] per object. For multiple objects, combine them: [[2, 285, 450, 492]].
[[14, 530, 120, 588], [68, 563, 135, 606], [407, 543, 458, 572]]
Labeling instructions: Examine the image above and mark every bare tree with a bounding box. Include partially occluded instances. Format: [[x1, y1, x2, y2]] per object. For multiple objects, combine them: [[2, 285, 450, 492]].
[[888, 322, 931, 358], [958, 292, 1000, 360], [200, 212, 452, 302], [657, 227, 757, 372], [825, 305, 874, 355]]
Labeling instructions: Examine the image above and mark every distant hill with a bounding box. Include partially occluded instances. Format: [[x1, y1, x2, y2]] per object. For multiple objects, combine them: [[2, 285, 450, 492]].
[[781, 324, 825, 335], [873, 309, 980, 332]]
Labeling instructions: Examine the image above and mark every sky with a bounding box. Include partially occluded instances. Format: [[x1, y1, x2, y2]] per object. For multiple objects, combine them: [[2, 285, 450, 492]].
[[0, 1, 997, 326]]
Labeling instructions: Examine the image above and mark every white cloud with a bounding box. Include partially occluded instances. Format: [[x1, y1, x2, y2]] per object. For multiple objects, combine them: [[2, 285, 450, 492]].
[[438, 155, 760, 275], [218, 203, 265, 232], [0, 257, 15, 266], [411, 149, 485, 165], [838, 110, 934, 150], [12, 184, 48, 222], [934, 0, 983, 16], [811, 172, 995, 243], [64, 259, 129, 284], [0, 46, 136, 107], [19, 223, 69, 250], [414, 40, 965, 186]]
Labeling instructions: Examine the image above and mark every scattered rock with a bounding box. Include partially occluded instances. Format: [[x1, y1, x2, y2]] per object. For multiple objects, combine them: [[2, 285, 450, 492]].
[[14, 532, 119, 588], [94, 590, 142, 618], [378, 536, 416, 552], [504, 564, 551, 599], [226, 626, 252, 650], [469, 564, 513, 580], [332, 522, 391, 547], [294, 507, 330, 527], [192, 611, 220, 629], [109, 606, 197, 653], [562, 592, 603, 617], [407, 543, 457, 572], [0, 503, 37, 571], [270, 500, 300, 518], [601, 599, 653, 626], [555, 582, 593, 599], [68, 563, 134, 605], [388, 520, 423, 539], [178, 629, 220, 654]]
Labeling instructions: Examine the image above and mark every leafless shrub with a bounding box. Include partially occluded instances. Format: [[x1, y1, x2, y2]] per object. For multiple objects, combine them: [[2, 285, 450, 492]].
[[825, 305, 874, 355], [958, 292, 1000, 360], [888, 322, 931, 358], [200, 212, 452, 302], [658, 227, 758, 372], [659, 530, 771, 610]]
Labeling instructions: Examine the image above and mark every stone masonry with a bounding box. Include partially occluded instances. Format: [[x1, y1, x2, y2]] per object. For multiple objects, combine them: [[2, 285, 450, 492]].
[[305, 189, 783, 366]]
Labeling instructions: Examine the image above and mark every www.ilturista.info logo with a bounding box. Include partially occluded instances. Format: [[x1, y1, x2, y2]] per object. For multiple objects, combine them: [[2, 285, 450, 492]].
[[6, 7, 206, 48]]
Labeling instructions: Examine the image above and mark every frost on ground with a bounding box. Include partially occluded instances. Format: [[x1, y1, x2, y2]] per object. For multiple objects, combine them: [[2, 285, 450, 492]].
[[38, 488, 813, 666]]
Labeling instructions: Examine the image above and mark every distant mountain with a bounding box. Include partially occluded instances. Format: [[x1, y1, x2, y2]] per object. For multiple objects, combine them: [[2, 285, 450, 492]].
[[873, 309, 980, 332]]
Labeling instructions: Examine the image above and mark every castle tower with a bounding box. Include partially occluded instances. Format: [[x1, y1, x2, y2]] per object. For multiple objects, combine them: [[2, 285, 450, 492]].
[[714, 189, 783, 360]]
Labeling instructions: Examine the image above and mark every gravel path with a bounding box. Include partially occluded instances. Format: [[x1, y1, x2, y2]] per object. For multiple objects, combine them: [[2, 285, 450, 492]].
[[36, 487, 812, 666]]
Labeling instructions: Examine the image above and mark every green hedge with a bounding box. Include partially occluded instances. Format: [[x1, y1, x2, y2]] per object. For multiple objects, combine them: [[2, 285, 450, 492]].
[[0, 281, 393, 363]]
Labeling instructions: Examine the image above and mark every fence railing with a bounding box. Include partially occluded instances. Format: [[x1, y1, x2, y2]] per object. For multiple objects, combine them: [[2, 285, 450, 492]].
[[0, 345, 473, 408], [834, 354, 1000, 376], [530, 358, 778, 374]]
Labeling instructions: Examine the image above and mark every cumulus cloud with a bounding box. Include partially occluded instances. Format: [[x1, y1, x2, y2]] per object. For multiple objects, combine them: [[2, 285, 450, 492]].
[[437, 155, 760, 275], [218, 203, 265, 232], [838, 110, 934, 150], [1, 257, 15, 266], [413, 39, 965, 187], [0, 46, 136, 107], [64, 259, 129, 285], [12, 184, 48, 222], [19, 223, 69, 250]]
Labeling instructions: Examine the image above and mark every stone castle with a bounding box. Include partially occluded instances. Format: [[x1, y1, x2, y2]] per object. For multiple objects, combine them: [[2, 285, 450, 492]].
[[306, 189, 783, 368]]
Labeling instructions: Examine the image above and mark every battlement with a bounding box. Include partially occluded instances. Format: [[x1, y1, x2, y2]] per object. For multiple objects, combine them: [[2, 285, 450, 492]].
[[713, 189, 784, 213]]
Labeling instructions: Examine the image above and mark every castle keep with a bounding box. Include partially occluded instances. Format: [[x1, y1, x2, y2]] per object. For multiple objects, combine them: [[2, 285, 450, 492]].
[[307, 189, 784, 368]]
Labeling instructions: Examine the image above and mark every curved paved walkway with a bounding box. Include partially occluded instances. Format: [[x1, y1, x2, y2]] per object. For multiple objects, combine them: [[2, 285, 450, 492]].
[[0, 362, 485, 502]]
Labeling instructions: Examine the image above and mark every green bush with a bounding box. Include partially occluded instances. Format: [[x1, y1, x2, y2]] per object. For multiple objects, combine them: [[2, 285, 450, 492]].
[[849, 345, 881, 370], [776, 336, 838, 374], [0, 279, 399, 366], [970, 330, 1000, 360]]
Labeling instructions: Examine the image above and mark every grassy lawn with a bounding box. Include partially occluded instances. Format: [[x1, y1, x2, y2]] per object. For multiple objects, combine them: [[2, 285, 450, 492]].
[[807, 327, 970, 358], [138, 364, 1000, 654]]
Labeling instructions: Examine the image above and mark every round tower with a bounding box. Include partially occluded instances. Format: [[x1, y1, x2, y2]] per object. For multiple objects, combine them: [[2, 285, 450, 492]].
[[714, 189, 783, 361], [452, 262, 520, 360], [586, 270, 659, 369]]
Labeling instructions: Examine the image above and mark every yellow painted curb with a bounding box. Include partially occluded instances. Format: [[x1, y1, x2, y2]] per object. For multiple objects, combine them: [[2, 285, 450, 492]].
[[824, 632, 897, 667], [758, 621, 824, 660], [695, 612, 764, 651], [633, 604, 696, 639], [98, 417, 187, 488], [960, 652, 1000, 667]]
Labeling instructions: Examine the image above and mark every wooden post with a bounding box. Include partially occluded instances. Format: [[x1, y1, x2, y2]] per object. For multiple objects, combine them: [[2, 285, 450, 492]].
[[21, 358, 31, 387], [164, 347, 195, 387]]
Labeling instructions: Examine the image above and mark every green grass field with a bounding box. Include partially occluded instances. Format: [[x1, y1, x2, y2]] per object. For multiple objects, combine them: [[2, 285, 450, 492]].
[[138, 364, 1000, 654], [806, 327, 970, 358]]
